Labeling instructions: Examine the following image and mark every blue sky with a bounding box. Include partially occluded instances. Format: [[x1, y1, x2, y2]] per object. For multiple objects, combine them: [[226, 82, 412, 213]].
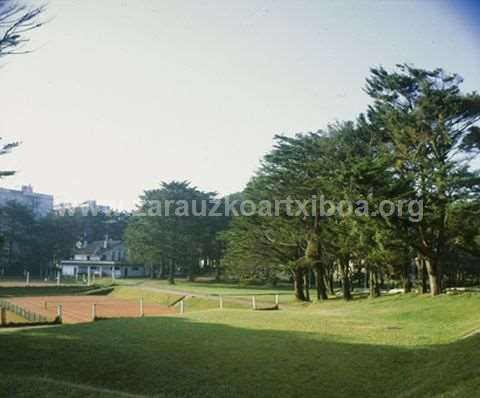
[[0, 0, 478, 209]]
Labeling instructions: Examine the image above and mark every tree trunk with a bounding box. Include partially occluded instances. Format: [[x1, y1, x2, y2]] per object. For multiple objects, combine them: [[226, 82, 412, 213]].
[[187, 258, 196, 282], [304, 270, 311, 301], [342, 274, 352, 300], [328, 273, 335, 295], [159, 262, 167, 279], [425, 258, 442, 296], [379, 269, 385, 290], [369, 268, 381, 298], [293, 268, 307, 301], [314, 263, 328, 301], [340, 262, 352, 301], [403, 263, 412, 293], [415, 257, 428, 294], [168, 260, 175, 285]]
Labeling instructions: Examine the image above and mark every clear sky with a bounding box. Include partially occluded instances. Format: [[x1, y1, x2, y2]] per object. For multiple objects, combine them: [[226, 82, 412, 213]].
[[0, 0, 479, 209]]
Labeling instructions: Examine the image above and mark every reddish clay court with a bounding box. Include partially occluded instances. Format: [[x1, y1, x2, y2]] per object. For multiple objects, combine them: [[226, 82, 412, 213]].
[[7, 296, 177, 324]]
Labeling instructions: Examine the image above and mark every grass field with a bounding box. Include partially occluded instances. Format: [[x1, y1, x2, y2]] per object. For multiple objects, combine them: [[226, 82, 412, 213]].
[[142, 278, 294, 296], [109, 285, 255, 311], [1, 291, 480, 397]]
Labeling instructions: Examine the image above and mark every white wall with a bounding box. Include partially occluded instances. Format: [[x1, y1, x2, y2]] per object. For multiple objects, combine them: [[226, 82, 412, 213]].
[[62, 265, 77, 276]]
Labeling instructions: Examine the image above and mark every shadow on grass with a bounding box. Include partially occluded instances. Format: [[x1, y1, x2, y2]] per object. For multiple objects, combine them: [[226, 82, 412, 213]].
[[0, 286, 99, 298], [1, 315, 479, 398]]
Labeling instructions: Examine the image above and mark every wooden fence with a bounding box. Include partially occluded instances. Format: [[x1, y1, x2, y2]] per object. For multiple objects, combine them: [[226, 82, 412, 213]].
[[0, 299, 49, 325]]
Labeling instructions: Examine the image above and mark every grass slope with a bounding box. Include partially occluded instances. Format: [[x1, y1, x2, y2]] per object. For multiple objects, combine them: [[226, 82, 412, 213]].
[[0, 286, 99, 298], [108, 286, 223, 311], [1, 294, 480, 397]]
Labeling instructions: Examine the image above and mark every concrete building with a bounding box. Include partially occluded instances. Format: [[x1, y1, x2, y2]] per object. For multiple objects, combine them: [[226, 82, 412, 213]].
[[54, 200, 112, 216], [0, 185, 53, 217], [60, 238, 145, 279]]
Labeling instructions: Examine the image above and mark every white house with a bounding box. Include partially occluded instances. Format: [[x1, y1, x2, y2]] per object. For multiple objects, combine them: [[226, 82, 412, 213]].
[[60, 238, 145, 278]]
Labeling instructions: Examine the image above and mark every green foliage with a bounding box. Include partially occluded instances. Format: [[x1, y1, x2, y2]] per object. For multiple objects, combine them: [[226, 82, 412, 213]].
[[365, 64, 480, 294], [125, 181, 230, 282], [223, 64, 480, 299], [0, 202, 129, 276]]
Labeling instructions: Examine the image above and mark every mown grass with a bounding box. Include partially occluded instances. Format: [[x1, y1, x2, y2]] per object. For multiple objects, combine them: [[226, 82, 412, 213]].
[[109, 285, 250, 311], [1, 294, 480, 397], [142, 278, 293, 296], [140, 278, 302, 306]]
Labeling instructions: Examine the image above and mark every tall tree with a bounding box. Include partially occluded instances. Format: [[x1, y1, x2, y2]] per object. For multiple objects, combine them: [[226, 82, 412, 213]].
[[125, 181, 229, 284], [365, 64, 480, 295]]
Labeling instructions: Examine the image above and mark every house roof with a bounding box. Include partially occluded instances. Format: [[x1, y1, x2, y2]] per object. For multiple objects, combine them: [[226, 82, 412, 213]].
[[74, 240, 124, 256]]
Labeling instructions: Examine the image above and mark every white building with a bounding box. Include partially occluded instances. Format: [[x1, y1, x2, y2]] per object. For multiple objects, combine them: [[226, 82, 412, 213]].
[[0, 185, 53, 217], [60, 239, 145, 278], [54, 200, 112, 215]]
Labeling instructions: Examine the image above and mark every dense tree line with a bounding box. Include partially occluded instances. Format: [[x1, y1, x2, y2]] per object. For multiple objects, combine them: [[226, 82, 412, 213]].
[[0, 203, 129, 277], [222, 65, 480, 299], [124, 65, 479, 299]]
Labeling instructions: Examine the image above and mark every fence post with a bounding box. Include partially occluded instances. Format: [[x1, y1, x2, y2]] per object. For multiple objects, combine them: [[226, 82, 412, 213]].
[[87, 267, 91, 286], [26, 272, 30, 286], [56, 273, 61, 287], [140, 298, 144, 317], [91, 303, 97, 321], [219, 295, 223, 310], [111, 266, 115, 283], [1, 307, 6, 325], [56, 305, 63, 323], [180, 300, 184, 314], [252, 296, 256, 310], [275, 294, 279, 306]]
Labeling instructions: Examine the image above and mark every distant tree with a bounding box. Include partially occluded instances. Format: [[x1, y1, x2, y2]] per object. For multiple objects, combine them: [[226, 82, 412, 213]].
[[0, 202, 82, 277], [0, 201, 35, 275], [125, 181, 229, 284]]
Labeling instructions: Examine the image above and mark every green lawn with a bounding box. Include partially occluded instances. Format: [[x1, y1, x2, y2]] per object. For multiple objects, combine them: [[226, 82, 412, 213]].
[[108, 285, 226, 311], [142, 278, 294, 296], [1, 293, 480, 397], [109, 285, 254, 311]]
